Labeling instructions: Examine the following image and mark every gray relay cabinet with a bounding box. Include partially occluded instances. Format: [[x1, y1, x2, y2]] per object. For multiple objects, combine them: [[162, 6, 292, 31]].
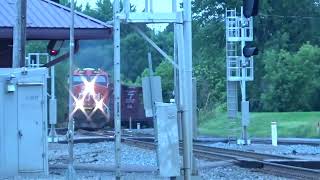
[[0, 68, 48, 177], [154, 102, 180, 177]]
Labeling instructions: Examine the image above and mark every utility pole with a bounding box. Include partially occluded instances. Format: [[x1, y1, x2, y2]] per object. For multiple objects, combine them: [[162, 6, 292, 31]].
[[65, 0, 76, 179], [113, 0, 122, 179], [182, 0, 193, 179], [13, 0, 27, 68]]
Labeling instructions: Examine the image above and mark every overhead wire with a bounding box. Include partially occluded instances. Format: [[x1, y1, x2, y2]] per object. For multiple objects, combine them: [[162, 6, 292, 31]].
[[259, 13, 320, 19]]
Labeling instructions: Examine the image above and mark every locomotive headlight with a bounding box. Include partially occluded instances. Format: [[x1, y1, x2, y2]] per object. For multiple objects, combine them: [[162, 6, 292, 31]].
[[82, 76, 96, 96], [84, 81, 95, 96], [75, 98, 84, 110], [95, 99, 104, 111]]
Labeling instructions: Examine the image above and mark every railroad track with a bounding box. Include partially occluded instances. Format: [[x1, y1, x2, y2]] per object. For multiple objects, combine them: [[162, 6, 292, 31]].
[[122, 138, 320, 180], [57, 128, 320, 146], [53, 129, 320, 179]]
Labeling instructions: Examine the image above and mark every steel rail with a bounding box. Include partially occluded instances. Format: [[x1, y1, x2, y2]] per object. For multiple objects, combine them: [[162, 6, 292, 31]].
[[122, 138, 320, 180], [193, 144, 295, 161]]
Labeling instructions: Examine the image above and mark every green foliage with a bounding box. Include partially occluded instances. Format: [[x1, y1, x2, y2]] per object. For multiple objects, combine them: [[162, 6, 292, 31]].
[[200, 111, 320, 138], [121, 33, 149, 81], [26, 0, 320, 124], [83, 0, 113, 22], [59, 0, 83, 11], [26, 41, 48, 53], [261, 44, 320, 111], [55, 60, 69, 124], [192, 0, 320, 112], [136, 60, 174, 102], [154, 61, 174, 101]]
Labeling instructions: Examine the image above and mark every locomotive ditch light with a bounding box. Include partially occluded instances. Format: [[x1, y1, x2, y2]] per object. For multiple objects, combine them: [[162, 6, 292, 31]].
[[243, 0, 259, 18], [95, 99, 106, 111], [243, 45, 259, 58]]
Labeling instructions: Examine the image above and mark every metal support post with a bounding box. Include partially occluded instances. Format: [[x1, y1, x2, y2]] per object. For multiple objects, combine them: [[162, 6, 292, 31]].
[[147, 52, 155, 117], [173, 0, 183, 142], [113, 0, 122, 179], [124, 0, 130, 15], [177, 23, 188, 179], [65, 0, 76, 179], [145, 0, 149, 12], [182, 0, 193, 179], [13, 0, 27, 68], [148, 53, 154, 77], [192, 78, 198, 140], [49, 56, 58, 142], [150, 0, 153, 13], [240, 7, 249, 145], [148, 52, 160, 170]]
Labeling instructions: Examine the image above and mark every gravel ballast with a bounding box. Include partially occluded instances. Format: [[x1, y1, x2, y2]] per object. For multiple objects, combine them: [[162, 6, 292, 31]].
[[2, 141, 297, 179], [39, 142, 289, 179]]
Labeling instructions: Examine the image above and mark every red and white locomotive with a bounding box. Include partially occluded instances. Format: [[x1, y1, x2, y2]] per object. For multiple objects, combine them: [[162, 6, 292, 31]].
[[72, 68, 111, 129], [72, 68, 152, 129]]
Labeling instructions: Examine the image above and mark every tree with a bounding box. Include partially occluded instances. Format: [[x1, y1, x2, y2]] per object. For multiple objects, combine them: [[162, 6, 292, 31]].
[[136, 60, 174, 102], [261, 43, 320, 111], [192, 0, 320, 112], [83, 0, 113, 22]]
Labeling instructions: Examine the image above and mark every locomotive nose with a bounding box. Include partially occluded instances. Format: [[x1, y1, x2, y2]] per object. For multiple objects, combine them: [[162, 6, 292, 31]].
[[83, 95, 95, 108]]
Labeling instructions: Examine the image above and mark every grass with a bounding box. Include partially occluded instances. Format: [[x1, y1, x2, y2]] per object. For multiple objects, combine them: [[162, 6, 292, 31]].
[[199, 111, 320, 138]]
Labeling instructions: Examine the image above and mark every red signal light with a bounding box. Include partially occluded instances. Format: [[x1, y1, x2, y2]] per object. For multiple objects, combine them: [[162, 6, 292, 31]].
[[49, 50, 59, 56]]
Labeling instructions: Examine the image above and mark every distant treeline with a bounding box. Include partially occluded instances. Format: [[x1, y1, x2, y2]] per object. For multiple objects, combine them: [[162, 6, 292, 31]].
[[27, 0, 320, 123]]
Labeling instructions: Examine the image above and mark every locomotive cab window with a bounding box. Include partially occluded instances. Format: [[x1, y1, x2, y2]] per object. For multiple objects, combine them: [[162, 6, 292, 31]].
[[91, 75, 108, 85], [72, 76, 83, 85]]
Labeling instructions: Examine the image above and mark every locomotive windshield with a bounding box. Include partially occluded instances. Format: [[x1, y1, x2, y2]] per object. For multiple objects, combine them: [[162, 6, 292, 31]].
[[72, 75, 108, 85], [72, 76, 83, 85], [90, 75, 108, 85]]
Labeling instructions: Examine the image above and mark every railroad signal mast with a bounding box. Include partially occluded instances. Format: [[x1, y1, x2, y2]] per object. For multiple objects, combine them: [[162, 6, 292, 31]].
[[226, 0, 259, 145]]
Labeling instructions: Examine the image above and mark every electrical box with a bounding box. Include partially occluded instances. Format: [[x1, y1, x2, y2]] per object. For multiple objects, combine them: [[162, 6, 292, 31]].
[[155, 102, 180, 177], [0, 68, 48, 177], [142, 76, 163, 117], [241, 101, 250, 126], [49, 99, 57, 124]]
